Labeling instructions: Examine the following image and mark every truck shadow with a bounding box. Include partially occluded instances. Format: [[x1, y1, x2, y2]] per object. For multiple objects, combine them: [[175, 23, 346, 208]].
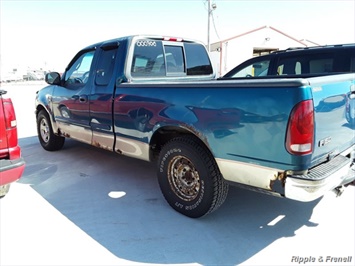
[[19, 136, 321, 265]]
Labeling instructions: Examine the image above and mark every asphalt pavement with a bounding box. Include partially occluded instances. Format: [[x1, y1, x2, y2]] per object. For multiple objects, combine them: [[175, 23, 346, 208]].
[[0, 82, 354, 266]]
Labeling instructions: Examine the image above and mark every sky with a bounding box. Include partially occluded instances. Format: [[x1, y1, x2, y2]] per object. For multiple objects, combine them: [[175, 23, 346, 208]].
[[1, 0, 354, 73]]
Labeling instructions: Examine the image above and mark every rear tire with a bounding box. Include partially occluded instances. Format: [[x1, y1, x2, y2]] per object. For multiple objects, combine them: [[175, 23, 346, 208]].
[[37, 110, 65, 151], [157, 136, 229, 218]]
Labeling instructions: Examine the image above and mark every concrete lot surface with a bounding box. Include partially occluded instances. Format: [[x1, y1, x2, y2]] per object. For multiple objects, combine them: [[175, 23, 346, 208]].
[[1, 83, 354, 266]]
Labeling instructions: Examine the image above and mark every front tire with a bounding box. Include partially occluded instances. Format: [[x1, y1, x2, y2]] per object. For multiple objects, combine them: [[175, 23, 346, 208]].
[[157, 136, 229, 218], [37, 110, 65, 151]]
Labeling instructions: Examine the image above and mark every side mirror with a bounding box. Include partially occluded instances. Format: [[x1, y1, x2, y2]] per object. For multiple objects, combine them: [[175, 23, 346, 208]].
[[45, 72, 61, 85]]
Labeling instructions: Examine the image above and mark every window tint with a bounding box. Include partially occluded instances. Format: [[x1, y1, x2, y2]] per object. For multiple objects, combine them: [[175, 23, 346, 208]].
[[131, 40, 165, 77], [65, 50, 95, 88], [277, 58, 301, 75], [230, 59, 270, 77], [164, 45, 185, 74], [277, 53, 334, 75], [309, 58, 333, 73], [351, 56, 355, 72], [131, 39, 212, 78], [95, 47, 117, 86], [185, 43, 213, 75]]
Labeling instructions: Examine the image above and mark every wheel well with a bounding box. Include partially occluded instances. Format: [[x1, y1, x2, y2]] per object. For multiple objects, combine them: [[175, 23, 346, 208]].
[[149, 126, 209, 161], [36, 105, 59, 135], [36, 105, 46, 117]]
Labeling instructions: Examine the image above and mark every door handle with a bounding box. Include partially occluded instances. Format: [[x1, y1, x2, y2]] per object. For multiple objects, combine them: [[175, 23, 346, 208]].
[[350, 85, 355, 99], [79, 95, 88, 103], [71, 95, 88, 102]]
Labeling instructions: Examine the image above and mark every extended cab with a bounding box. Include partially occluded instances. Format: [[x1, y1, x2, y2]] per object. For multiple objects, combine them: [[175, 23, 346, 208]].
[[35, 35, 355, 217], [0, 89, 25, 197]]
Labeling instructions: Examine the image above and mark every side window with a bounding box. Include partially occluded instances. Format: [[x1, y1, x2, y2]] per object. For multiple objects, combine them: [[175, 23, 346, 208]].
[[185, 43, 213, 75], [351, 56, 355, 72], [95, 47, 117, 86], [295, 62, 302, 74], [164, 45, 185, 74], [65, 50, 95, 88], [230, 59, 270, 77], [309, 58, 333, 73], [277, 57, 302, 75], [349, 48, 355, 72], [277, 53, 334, 75]]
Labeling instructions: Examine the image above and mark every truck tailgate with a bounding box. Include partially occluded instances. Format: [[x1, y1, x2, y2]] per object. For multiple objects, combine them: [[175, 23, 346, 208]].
[[310, 73, 355, 165]]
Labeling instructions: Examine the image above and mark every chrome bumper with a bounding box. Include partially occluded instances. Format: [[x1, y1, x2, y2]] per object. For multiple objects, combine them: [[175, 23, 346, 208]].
[[285, 154, 355, 202]]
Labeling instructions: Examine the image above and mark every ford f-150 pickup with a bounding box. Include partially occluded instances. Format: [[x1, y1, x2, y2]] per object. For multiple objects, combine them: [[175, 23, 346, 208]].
[[0, 89, 25, 197], [35, 35, 355, 217]]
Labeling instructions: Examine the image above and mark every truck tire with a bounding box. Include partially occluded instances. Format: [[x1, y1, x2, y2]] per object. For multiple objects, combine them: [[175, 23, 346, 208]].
[[0, 184, 10, 198], [37, 110, 65, 151], [157, 136, 229, 218]]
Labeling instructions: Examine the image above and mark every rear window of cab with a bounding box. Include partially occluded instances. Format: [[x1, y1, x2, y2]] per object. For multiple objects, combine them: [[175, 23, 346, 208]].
[[131, 39, 213, 78]]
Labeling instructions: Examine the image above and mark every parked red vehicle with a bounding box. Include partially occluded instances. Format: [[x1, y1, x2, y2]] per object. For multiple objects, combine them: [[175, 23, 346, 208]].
[[0, 89, 25, 197]]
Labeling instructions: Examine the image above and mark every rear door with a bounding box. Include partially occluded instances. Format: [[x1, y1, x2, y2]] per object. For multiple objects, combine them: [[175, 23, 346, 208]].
[[90, 42, 119, 151]]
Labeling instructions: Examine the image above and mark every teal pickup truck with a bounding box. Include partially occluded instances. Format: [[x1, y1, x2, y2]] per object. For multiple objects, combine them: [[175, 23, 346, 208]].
[[35, 35, 355, 218]]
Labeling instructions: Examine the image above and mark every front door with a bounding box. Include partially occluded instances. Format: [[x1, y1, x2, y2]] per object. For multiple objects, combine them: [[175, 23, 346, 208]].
[[52, 49, 95, 144]]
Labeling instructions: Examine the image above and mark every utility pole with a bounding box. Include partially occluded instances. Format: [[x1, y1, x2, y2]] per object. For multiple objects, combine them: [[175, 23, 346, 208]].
[[207, 0, 216, 52]]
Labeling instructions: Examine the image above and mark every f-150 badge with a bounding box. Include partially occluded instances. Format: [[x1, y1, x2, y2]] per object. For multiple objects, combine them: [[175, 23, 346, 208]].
[[319, 136, 331, 147]]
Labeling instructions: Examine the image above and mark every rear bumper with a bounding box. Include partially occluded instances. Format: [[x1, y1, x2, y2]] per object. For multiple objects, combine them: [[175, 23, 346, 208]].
[[0, 157, 25, 186], [285, 153, 355, 202]]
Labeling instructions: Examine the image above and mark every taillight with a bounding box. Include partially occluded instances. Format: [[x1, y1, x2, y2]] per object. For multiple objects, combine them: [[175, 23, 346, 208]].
[[3, 98, 17, 129], [163, 37, 183, 42], [286, 100, 314, 155], [3, 98, 20, 159]]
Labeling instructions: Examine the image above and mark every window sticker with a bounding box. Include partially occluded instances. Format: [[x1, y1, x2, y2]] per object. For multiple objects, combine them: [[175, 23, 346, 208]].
[[136, 40, 157, 47]]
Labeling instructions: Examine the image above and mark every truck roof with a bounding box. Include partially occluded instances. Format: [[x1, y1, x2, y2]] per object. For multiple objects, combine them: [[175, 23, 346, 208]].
[[83, 35, 205, 50], [273, 43, 355, 54]]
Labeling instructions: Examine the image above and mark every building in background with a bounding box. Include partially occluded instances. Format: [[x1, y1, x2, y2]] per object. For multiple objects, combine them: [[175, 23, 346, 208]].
[[210, 25, 320, 76]]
